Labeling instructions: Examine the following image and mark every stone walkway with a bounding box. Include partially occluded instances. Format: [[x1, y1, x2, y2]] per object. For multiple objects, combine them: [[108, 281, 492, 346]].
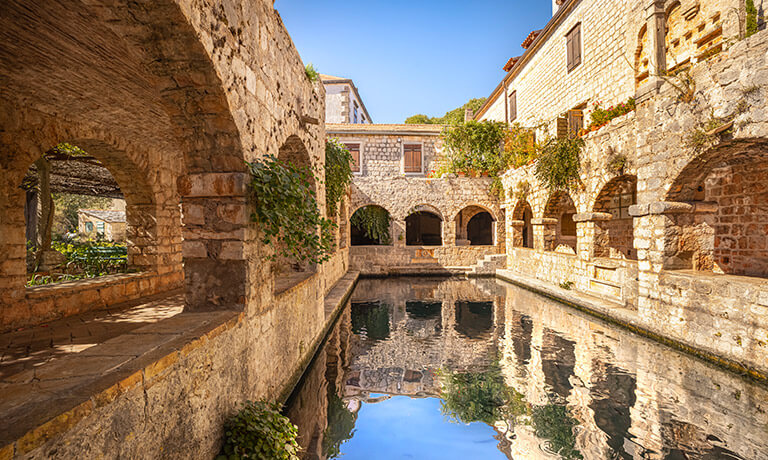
[[0, 290, 184, 381]]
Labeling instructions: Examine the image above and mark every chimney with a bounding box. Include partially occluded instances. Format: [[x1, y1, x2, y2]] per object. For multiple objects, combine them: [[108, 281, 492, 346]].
[[552, 0, 565, 16], [464, 108, 474, 122]]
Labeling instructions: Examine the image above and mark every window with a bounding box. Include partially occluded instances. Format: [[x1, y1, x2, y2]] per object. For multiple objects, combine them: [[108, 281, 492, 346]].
[[85, 222, 93, 232], [566, 23, 582, 72], [345, 143, 361, 173], [567, 109, 583, 136], [561, 212, 576, 236], [508, 91, 517, 122], [353, 101, 359, 124], [403, 144, 422, 173], [96, 222, 105, 234]]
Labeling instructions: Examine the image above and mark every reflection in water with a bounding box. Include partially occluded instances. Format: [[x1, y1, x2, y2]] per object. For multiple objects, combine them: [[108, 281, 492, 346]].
[[286, 277, 768, 459]]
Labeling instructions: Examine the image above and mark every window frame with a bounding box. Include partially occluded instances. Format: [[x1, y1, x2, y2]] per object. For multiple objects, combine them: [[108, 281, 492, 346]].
[[343, 140, 364, 175], [402, 141, 425, 175], [508, 90, 517, 122], [566, 22, 582, 72]]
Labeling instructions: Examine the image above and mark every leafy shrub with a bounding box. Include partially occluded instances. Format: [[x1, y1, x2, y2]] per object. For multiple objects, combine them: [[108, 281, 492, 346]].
[[504, 124, 538, 168], [325, 140, 353, 215], [534, 137, 584, 192], [350, 206, 391, 245], [218, 400, 300, 460], [305, 63, 319, 82], [51, 240, 128, 275], [747, 0, 758, 37], [441, 120, 508, 175], [247, 155, 336, 265]]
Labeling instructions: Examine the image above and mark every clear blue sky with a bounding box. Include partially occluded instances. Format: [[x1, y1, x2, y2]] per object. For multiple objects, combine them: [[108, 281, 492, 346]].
[[274, 1, 553, 124]]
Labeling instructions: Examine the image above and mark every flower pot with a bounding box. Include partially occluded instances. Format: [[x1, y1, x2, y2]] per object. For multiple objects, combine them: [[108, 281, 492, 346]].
[[457, 171, 466, 177]]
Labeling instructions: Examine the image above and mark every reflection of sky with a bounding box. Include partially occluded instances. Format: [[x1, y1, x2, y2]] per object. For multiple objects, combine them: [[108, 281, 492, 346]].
[[337, 395, 506, 460]]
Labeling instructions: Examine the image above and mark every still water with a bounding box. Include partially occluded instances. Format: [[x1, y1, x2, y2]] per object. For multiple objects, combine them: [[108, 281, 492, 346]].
[[285, 277, 768, 459]]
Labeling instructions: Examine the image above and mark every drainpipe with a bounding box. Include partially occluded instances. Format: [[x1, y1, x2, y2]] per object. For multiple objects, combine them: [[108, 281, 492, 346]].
[[504, 80, 509, 126]]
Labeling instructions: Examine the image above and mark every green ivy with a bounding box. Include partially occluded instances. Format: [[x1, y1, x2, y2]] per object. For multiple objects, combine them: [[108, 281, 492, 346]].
[[746, 0, 758, 37], [325, 140, 353, 215], [247, 155, 336, 265], [217, 400, 300, 460], [350, 206, 391, 245], [441, 121, 508, 175], [534, 136, 584, 192]]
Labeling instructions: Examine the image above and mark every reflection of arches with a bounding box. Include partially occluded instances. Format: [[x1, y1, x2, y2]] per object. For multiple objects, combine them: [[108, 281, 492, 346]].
[[406, 211, 442, 246], [543, 192, 576, 253], [665, 140, 768, 277], [350, 205, 392, 246], [593, 175, 637, 260], [511, 200, 534, 248], [454, 205, 495, 246], [454, 301, 493, 339]]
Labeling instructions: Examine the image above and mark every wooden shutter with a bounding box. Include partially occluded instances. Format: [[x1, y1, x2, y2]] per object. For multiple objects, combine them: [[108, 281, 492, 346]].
[[567, 23, 582, 71], [404, 144, 422, 173], [556, 117, 569, 139], [508, 91, 517, 122], [567, 109, 583, 136], [345, 143, 360, 172]]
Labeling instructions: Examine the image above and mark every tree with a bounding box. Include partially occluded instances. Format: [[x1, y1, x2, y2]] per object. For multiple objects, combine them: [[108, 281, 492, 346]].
[[404, 98, 487, 125]]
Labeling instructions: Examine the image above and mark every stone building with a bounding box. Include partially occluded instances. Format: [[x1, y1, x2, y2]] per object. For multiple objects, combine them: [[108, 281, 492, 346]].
[[0, 1, 354, 457], [477, 0, 768, 378], [328, 123, 507, 275], [321, 74, 373, 124], [77, 209, 126, 242]]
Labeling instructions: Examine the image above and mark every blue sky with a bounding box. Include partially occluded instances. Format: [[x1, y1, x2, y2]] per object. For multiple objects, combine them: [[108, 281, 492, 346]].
[[274, 1, 553, 124]]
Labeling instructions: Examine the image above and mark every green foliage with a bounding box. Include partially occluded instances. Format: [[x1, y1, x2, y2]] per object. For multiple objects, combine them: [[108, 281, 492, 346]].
[[504, 124, 539, 169], [531, 404, 583, 459], [747, 0, 759, 37], [247, 155, 336, 265], [350, 206, 391, 245], [52, 240, 128, 276], [607, 153, 628, 174], [440, 362, 526, 425], [305, 63, 319, 82], [324, 140, 353, 215], [534, 136, 584, 192], [586, 98, 636, 133], [217, 400, 300, 460], [47, 142, 89, 158], [441, 120, 508, 175], [322, 390, 356, 458], [559, 280, 575, 290], [405, 98, 487, 125], [52, 193, 113, 236], [510, 180, 531, 202]]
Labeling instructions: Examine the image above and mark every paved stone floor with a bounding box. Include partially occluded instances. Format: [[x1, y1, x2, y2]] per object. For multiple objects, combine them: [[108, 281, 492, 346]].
[[0, 290, 184, 381]]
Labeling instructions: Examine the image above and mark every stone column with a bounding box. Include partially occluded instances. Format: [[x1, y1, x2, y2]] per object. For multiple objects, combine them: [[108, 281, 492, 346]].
[[573, 212, 612, 261], [179, 172, 248, 310], [637, 0, 667, 99], [444, 219, 456, 246], [393, 219, 406, 247], [532, 217, 557, 251], [509, 220, 525, 248], [33, 157, 65, 271]]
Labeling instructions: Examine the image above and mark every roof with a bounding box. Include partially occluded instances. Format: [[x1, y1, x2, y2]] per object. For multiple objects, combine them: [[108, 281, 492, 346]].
[[78, 209, 126, 223], [327, 123, 444, 136], [521, 29, 543, 49], [474, 0, 580, 120], [319, 73, 374, 123], [503, 56, 521, 72]]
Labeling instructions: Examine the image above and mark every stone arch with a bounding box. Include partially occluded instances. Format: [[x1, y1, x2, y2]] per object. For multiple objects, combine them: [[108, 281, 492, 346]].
[[511, 199, 534, 249], [543, 191, 577, 253], [454, 205, 496, 246], [350, 205, 392, 246], [635, 24, 650, 87], [405, 206, 443, 246], [664, 139, 768, 277], [592, 175, 638, 259], [0, 0, 249, 311]]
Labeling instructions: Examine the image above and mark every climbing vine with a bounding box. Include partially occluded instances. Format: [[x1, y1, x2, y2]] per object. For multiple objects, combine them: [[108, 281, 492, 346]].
[[534, 136, 584, 192], [746, 0, 758, 37], [325, 139, 353, 215], [350, 206, 391, 244], [217, 400, 300, 460], [247, 155, 335, 264]]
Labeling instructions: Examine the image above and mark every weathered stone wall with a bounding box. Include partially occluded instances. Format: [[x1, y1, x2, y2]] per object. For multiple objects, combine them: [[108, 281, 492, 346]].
[[496, 30, 768, 375]]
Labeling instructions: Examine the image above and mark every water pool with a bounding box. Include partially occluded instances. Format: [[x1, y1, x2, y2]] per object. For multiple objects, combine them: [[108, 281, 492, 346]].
[[286, 277, 768, 459]]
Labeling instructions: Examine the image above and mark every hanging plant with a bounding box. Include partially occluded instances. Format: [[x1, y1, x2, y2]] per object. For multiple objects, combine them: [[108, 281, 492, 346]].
[[217, 400, 300, 460], [325, 139, 353, 215], [247, 155, 336, 264], [534, 136, 584, 192], [350, 206, 391, 244]]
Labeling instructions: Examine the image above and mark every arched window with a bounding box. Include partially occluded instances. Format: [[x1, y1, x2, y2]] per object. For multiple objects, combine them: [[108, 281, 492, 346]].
[[544, 192, 577, 253], [511, 200, 534, 249], [406, 211, 442, 246], [350, 205, 392, 246], [455, 206, 495, 246]]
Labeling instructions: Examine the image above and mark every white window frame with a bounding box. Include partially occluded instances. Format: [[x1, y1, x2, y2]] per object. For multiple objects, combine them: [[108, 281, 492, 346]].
[[401, 141, 425, 176], [343, 140, 365, 176]]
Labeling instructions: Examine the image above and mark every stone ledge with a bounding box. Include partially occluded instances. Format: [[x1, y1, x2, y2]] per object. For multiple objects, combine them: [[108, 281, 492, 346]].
[[573, 212, 612, 222]]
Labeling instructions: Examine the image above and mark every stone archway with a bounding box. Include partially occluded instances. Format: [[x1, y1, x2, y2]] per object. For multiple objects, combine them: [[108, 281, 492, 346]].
[[543, 191, 577, 253], [592, 175, 637, 260], [511, 200, 534, 249], [406, 211, 443, 246], [454, 205, 495, 246]]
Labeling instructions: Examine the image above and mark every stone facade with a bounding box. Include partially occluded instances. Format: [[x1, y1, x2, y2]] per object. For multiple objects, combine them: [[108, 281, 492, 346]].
[[328, 124, 505, 274], [0, 0, 353, 457], [321, 75, 372, 124], [477, 0, 768, 377]]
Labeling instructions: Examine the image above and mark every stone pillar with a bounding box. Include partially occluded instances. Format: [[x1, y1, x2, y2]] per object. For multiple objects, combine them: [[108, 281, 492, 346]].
[[393, 219, 406, 247], [179, 172, 248, 310], [509, 220, 525, 248], [573, 212, 612, 261], [637, 0, 667, 98], [444, 219, 456, 246], [0, 165, 29, 321], [532, 217, 557, 251], [33, 158, 65, 271]]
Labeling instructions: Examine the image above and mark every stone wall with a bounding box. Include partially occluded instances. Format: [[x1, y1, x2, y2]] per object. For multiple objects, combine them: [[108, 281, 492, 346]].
[[495, 29, 768, 376]]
